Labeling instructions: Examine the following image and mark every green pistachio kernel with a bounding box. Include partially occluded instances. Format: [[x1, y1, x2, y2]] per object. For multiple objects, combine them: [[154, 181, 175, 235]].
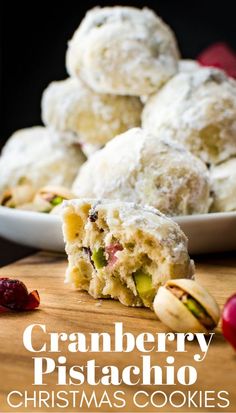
[[50, 196, 63, 206], [184, 298, 206, 318], [91, 247, 107, 269], [133, 269, 156, 304]]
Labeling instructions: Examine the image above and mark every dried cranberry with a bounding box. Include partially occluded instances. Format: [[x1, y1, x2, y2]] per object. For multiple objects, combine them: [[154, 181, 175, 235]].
[[197, 42, 236, 79], [82, 246, 95, 268], [88, 210, 98, 222], [105, 243, 123, 266], [24, 290, 40, 310], [0, 277, 40, 311], [0, 278, 29, 310]]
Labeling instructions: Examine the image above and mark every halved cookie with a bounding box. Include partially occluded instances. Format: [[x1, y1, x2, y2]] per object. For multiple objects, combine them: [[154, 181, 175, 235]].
[[62, 199, 194, 308]]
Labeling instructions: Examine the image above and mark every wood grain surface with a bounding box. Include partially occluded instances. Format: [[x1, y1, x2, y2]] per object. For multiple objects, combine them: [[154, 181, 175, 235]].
[[0, 251, 236, 413]]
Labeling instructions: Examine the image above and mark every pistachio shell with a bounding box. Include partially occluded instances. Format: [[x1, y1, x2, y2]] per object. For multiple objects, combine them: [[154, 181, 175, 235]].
[[37, 185, 75, 199], [29, 185, 76, 213], [18, 199, 51, 212], [0, 184, 35, 207], [50, 203, 64, 215], [153, 286, 208, 333], [166, 279, 220, 326]]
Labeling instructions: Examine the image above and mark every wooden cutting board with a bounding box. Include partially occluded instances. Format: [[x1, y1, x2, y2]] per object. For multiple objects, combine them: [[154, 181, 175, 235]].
[[0, 251, 236, 413]]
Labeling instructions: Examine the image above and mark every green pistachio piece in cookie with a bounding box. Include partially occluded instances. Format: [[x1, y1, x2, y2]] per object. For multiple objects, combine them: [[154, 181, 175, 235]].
[[133, 270, 156, 303], [92, 248, 107, 269]]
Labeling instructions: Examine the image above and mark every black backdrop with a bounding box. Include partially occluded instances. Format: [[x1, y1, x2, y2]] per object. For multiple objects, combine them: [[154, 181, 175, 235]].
[[1, 0, 236, 148]]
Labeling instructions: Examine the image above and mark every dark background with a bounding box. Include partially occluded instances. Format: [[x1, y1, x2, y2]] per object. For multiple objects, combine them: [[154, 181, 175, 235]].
[[0, 1, 236, 265]]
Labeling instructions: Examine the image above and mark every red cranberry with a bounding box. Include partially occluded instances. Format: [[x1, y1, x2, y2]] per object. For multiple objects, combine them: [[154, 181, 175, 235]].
[[105, 243, 123, 266], [24, 290, 40, 310], [0, 277, 40, 311], [197, 42, 236, 79], [222, 294, 236, 350], [0, 278, 29, 310]]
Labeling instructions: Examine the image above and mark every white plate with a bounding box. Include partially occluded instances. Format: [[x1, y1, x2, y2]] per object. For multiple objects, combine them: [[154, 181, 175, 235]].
[[0, 206, 236, 255]]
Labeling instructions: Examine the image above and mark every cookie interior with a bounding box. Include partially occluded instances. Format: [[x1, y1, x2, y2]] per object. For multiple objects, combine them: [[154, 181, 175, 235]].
[[63, 200, 192, 308]]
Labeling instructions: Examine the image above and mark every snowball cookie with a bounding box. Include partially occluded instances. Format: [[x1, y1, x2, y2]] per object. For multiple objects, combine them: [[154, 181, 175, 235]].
[[72, 128, 211, 216], [42, 77, 142, 147], [62, 199, 194, 308], [210, 158, 236, 212], [0, 127, 85, 192], [142, 67, 236, 165], [66, 6, 179, 96]]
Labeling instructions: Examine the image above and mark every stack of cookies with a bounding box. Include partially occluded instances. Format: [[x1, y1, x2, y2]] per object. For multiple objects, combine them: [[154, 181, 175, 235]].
[[1, 6, 236, 214], [63, 6, 236, 215]]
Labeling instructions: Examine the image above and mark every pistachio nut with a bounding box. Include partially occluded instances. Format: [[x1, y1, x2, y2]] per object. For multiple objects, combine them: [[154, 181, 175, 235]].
[[153, 279, 220, 333], [33, 185, 75, 212], [0, 184, 35, 208]]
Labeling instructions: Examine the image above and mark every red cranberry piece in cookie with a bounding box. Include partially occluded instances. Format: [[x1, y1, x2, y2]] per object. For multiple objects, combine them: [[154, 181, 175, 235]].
[[105, 243, 123, 266]]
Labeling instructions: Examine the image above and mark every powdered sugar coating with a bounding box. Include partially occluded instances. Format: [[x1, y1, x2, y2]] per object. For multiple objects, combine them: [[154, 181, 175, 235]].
[[80, 142, 103, 158], [0, 127, 85, 191], [178, 59, 200, 73], [210, 157, 236, 212], [142, 67, 236, 165], [72, 128, 211, 216], [66, 6, 179, 96], [63, 198, 194, 268], [42, 77, 142, 146]]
